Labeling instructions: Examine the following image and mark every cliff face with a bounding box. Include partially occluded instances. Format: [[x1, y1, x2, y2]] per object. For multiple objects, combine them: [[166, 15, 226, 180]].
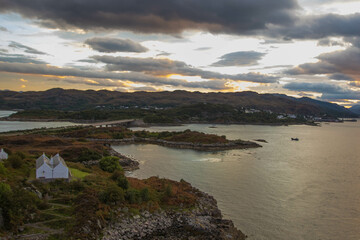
[[102, 190, 246, 240]]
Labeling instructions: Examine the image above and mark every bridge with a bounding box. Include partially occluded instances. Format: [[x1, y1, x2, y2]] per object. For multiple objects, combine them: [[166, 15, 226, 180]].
[[90, 119, 137, 128]]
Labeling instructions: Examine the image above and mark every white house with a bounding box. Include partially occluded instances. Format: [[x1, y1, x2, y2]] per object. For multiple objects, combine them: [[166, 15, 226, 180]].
[[0, 149, 8, 160], [36, 153, 70, 180]]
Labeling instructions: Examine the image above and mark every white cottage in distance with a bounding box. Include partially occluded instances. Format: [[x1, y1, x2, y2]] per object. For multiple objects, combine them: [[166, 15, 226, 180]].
[[36, 153, 70, 181], [0, 148, 8, 160]]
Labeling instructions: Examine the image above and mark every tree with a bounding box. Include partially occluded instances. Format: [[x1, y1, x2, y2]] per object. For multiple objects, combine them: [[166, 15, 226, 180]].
[[99, 156, 120, 173]]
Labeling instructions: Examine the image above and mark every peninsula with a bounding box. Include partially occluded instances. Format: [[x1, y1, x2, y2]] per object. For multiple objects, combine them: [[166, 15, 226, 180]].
[[0, 126, 251, 239]]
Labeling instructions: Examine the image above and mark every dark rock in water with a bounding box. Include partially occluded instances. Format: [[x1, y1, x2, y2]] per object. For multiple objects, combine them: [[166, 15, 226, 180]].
[[102, 189, 246, 240], [254, 139, 268, 143]]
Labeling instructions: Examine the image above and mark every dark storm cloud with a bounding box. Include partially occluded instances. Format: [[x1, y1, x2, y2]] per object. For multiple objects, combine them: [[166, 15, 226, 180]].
[[0, 61, 229, 90], [92, 55, 278, 83], [285, 47, 360, 79], [8, 41, 47, 55], [265, 13, 360, 39], [0, 0, 299, 34], [85, 37, 148, 53], [283, 82, 360, 100], [211, 51, 265, 67]]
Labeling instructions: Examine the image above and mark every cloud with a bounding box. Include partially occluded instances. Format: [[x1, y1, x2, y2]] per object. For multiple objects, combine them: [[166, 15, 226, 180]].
[[92, 55, 278, 83], [211, 51, 265, 67], [329, 73, 355, 81], [0, 52, 47, 64], [77, 59, 98, 63], [283, 82, 360, 100], [85, 37, 148, 53], [156, 52, 171, 57], [317, 38, 345, 46], [195, 47, 212, 51], [0, 61, 230, 90], [265, 13, 360, 40], [349, 81, 360, 88], [0, 0, 299, 34], [285, 47, 360, 80], [8, 41, 47, 55], [0, 26, 8, 32]]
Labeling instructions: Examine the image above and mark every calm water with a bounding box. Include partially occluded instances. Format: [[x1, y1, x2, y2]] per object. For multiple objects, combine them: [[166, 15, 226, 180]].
[[113, 122, 360, 240], [0, 111, 83, 133]]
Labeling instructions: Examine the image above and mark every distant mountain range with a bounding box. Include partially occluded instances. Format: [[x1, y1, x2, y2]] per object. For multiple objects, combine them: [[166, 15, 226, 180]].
[[349, 105, 360, 115], [0, 88, 357, 117]]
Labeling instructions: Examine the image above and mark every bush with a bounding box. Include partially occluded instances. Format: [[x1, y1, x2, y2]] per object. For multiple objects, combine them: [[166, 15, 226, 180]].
[[116, 175, 129, 190], [110, 169, 124, 181], [69, 180, 85, 193], [99, 184, 125, 205], [164, 184, 173, 198], [140, 188, 150, 202], [125, 189, 141, 204], [0, 162, 7, 175], [7, 155, 24, 169], [99, 156, 120, 173]]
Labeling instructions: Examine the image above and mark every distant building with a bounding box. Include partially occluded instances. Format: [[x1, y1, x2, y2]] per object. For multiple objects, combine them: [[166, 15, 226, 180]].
[[0, 149, 8, 160], [36, 153, 70, 181]]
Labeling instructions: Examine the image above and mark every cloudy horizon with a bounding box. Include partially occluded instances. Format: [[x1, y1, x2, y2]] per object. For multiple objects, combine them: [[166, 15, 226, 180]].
[[0, 0, 359, 107]]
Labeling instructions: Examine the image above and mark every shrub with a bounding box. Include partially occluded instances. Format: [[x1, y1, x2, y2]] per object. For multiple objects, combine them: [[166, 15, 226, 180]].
[[72, 188, 108, 239], [110, 169, 124, 181], [69, 180, 85, 193], [164, 184, 173, 198], [116, 175, 129, 190], [7, 155, 24, 169], [125, 189, 141, 204], [0, 162, 7, 175], [140, 188, 150, 202], [99, 156, 120, 173], [99, 184, 125, 205]]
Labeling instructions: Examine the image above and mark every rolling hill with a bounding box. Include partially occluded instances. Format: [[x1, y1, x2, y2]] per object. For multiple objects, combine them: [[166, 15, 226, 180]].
[[0, 88, 356, 117]]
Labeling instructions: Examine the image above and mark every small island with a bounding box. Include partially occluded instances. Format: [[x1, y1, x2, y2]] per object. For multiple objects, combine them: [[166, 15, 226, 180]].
[[0, 126, 249, 239]]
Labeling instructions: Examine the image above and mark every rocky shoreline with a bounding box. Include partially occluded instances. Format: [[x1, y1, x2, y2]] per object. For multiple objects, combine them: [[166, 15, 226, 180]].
[[81, 147, 140, 171], [89, 137, 261, 151], [102, 186, 246, 240]]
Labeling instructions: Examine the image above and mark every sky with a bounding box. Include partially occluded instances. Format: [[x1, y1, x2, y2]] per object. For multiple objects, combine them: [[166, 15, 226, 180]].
[[0, 0, 359, 107]]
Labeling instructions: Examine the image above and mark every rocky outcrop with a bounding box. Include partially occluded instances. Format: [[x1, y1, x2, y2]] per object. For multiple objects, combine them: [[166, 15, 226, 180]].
[[102, 190, 246, 240], [88, 137, 261, 151], [109, 147, 140, 171], [81, 147, 140, 171]]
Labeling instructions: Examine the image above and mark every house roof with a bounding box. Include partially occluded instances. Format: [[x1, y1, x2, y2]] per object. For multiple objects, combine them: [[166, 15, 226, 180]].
[[36, 153, 50, 169], [51, 154, 67, 168], [36, 153, 68, 169]]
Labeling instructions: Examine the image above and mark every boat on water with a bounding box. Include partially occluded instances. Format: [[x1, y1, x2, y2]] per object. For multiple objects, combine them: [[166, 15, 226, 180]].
[[209, 125, 217, 128], [291, 138, 299, 141]]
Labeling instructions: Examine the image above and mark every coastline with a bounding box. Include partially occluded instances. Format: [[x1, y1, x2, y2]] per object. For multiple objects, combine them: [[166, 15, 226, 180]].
[[0, 116, 317, 126], [102, 179, 246, 240], [87, 137, 262, 151]]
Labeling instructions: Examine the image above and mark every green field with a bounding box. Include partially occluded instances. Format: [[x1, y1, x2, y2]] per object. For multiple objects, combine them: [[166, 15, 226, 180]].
[[69, 167, 89, 180]]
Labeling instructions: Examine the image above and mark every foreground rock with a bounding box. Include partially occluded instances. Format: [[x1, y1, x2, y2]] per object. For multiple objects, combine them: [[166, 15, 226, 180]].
[[102, 190, 246, 240]]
